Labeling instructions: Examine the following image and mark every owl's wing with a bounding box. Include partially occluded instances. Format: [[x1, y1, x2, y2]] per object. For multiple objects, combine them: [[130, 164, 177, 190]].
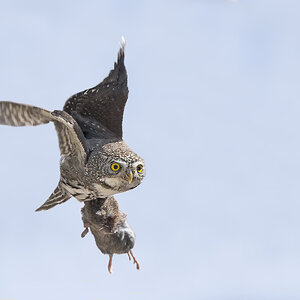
[[63, 39, 128, 140], [0, 101, 51, 126], [51, 110, 87, 160], [0, 102, 87, 160]]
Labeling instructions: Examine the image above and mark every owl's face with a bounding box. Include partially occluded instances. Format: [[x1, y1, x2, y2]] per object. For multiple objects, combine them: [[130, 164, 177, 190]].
[[85, 141, 145, 197], [104, 158, 145, 189]]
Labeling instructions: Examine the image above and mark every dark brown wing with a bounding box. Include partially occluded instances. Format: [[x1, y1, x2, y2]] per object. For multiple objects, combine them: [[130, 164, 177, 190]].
[[63, 40, 128, 140]]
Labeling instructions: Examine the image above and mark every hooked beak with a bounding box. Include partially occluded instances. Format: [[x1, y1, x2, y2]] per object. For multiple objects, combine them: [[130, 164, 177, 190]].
[[126, 171, 133, 184]]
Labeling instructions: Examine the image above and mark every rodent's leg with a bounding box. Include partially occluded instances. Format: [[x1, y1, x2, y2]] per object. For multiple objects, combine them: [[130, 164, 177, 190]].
[[129, 250, 140, 270], [108, 254, 113, 274]]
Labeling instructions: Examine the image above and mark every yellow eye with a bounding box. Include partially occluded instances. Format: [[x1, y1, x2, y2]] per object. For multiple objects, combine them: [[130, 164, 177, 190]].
[[111, 163, 120, 172], [137, 164, 143, 173]]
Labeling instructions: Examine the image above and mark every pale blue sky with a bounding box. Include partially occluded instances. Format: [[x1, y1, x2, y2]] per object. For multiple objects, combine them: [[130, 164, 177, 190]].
[[1, 1, 300, 299]]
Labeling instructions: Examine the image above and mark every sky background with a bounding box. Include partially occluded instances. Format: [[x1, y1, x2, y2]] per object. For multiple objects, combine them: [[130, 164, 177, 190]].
[[1, 0, 300, 299]]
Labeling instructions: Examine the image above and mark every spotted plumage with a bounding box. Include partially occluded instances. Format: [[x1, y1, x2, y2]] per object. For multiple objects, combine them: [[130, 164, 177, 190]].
[[0, 38, 145, 211]]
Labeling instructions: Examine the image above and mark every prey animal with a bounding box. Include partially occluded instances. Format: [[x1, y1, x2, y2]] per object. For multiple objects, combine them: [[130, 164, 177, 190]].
[[0, 38, 145, 211], [81, 196, 140, 274]]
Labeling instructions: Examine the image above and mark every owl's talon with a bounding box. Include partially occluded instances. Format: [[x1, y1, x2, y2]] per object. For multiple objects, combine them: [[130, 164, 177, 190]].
[[81, 227, 89, 238], [108, 254, 113, 274], [129, 250, 140, 270]]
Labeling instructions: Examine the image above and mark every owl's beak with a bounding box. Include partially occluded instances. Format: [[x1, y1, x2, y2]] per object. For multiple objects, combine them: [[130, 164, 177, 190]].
[[126, 171, 133, 184]]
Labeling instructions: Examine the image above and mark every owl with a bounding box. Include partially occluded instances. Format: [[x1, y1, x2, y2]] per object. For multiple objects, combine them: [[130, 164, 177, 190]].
[[0, 38, 145, 211], [81, 196, 139, 274]]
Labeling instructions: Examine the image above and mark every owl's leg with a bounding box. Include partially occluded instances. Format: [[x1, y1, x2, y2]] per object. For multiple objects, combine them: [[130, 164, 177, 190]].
[[81, 227, 89, 238], [128, 250, 140, 270], [108, 254, 113, 274]]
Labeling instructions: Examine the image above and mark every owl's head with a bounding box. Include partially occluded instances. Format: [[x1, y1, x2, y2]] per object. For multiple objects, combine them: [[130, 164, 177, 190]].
[[86, 141, 145, 197]]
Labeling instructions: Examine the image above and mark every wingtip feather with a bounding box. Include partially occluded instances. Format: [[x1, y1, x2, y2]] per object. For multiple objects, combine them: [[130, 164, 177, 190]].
[[121, 36, 126, 48], [118, 36, 126, 61]]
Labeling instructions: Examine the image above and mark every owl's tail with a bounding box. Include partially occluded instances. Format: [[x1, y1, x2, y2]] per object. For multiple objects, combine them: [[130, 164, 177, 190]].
[[0, 101, 52, 126], [35, 181, 71, 211]]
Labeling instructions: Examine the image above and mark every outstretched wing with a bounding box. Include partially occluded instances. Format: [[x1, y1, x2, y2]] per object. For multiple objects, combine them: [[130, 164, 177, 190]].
[[0, 101, 87, 160], [63, 38, 128, 140], [0, 101, 51, 126], [51, 110, 87, 160]]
